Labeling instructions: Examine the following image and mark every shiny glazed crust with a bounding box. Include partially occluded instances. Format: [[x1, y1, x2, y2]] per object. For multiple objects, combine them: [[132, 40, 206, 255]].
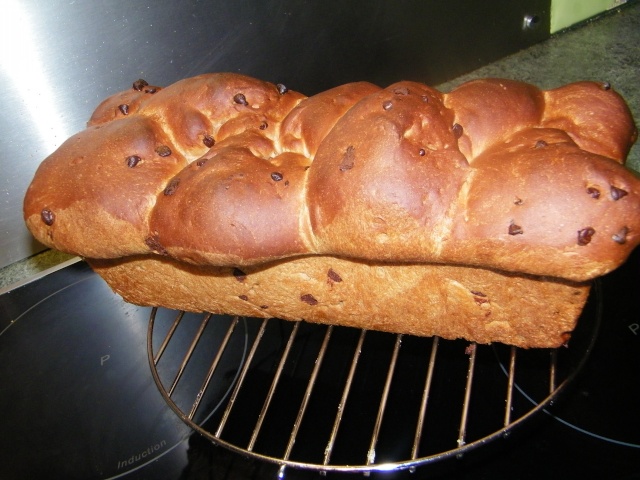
[[24, 73, 638, 346]]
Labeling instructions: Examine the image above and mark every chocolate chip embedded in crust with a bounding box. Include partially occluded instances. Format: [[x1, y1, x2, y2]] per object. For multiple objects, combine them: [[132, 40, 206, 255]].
[[612, 226, 629, 244], [586, 187, 601, 199], [610, 185, 628, 200], [259, 121, 268, 130], [508, 222, 523, 235], [41, 209, 55, 226], [203, 135, 215, 148], [132, 79, 149, 91], [339, 146, 355, 172], [393, 87, 409, 95], [126, 155, 142, 168], [418, 149, 426, 156], [233, 268, 247, 282], [300, 293, 318, 305], [470, 290, 489, 306], [271, 172, 283, 182], [163, 178, 180, 195], [514, 197, 523, 205], [382, 100, 393, 111], [238, 295, 248, 301], [118, 104, 129, 115], [276, 83, 288, 95], [196, 158, 209, 167], [327, 268, 343, 283], [144, 87, 158, 94], [577, 227, 596, 246], [145, 235, 168, 255], [602, 82, 611, 91], [452, 123, 463, 139], [534, 140, 548, 148], [155, 145, 172, 157], [233, 93, 248, 106]]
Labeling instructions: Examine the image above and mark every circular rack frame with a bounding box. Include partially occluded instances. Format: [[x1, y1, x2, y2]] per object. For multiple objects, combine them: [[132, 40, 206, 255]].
[[147, 281, 601, 477]]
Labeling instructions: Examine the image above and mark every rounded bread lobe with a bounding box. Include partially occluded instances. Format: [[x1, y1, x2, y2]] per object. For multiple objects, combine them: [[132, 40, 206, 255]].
[[542, 81, 638, 162], [24, 116, 186, 258], [278, 81, 382, 157], [442, 78, 546, 160], [448, 128, 640, 280], [308, 81, 470, 261], [150, 142, 313, 265]]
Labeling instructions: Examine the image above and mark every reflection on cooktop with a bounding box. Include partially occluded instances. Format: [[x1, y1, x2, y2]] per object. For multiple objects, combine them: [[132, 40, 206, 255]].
[[0, 262, 240, 479]]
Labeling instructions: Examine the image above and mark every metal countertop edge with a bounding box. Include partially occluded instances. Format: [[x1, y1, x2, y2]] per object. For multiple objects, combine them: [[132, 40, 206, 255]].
[[0, 256, 82, 296]]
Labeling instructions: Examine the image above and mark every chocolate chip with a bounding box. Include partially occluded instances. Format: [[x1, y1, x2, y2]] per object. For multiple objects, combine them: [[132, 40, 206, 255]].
[[612, 226, 629, 244], [300, 293, 318, 305], [276, 83, 288, 95], [271, 172, 283, 182], [145, 235, 168, 255], [203, 135, 215, 148], [233, 268, 247, 282], [144, 87, 158, 94], [284, 180, 290, 186], [508, 222, 523, 235], [514, 197, 523, 205], [602, 82, 611, 91], [418, 148, 426, 156], [41, 209, 55, 226], [239, 295, 248, 301], [233, 93, 248, 106], [586, 187, 600, 199], [470, 290, 486, 298], [421, 95, 429, 103], [577, 227, 595, 246], [610, 185, 628, 200], [452, 123, 463, 139], [535, 140, 547, 148], [126, 155, 142, 168], [259, 121, 268, 130], [327, 268, 343, 283], [339, 146, 355, 172], [118, 104, 129, 115], [196, 158, 209, 167], [260, 305, 269, 309], [163, 178, 180, 195], [393, 87, 409, 95], [133, 79, 149, 91], [382, 100, 393, 111], [155, 145, 172, 157]]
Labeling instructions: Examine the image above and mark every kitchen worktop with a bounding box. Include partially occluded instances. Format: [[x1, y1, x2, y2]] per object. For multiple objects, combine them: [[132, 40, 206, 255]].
[[2, 1, 638, 291]]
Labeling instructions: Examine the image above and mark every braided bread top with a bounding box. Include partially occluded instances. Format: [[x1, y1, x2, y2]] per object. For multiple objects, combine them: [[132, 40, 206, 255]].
[[24, 73, 639, 281]]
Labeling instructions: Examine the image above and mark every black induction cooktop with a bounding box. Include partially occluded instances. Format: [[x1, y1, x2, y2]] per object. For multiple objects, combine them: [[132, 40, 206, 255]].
[[0, 250, 638, 480]]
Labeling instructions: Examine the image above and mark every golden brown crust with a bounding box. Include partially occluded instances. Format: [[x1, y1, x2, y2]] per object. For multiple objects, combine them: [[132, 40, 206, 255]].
[[89, 255, 589, 348], [24, 73, 639, 280], [22, 73, 639, 347]]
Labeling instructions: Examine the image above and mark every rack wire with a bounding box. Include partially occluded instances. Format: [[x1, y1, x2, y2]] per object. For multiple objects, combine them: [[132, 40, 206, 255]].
[[147, 282, 601, 476]]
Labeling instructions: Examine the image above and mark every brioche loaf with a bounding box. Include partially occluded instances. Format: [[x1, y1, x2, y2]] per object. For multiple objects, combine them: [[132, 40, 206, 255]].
[[24, 73, 639, 347]]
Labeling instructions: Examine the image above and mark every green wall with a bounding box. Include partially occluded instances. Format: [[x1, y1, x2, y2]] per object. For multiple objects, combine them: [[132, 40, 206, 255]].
[[551, 0, 628, 32]]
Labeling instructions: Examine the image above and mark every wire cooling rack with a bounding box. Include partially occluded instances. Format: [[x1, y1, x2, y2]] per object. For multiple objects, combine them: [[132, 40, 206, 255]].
[[147, 282, 601, 477]]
